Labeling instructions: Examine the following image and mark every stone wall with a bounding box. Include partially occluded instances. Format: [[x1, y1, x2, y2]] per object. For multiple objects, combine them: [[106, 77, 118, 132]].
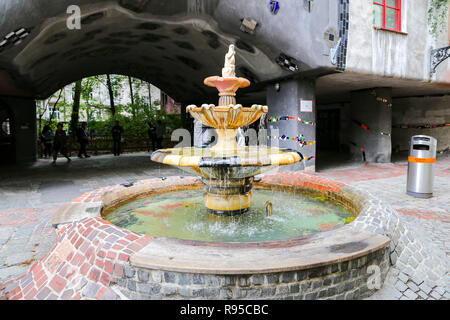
[[318, 95, 450, 157], [0, 97, 37, 163], [114, 246, 390, 300], [392, 95, 450, 152], [349, 88, 392, 163]]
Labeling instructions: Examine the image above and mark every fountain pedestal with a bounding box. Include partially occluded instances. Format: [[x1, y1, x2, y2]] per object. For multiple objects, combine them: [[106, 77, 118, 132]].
[[203, 177, 254, 216]]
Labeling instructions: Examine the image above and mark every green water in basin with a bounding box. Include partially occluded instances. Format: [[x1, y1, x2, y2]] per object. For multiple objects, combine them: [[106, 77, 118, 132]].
[[105, 189, 353, 243]]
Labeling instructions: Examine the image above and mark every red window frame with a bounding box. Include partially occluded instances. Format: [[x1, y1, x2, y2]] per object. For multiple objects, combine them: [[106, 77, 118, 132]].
[[373, 0, 402, 32]]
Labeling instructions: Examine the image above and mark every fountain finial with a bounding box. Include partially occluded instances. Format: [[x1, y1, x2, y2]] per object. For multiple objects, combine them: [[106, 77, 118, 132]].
[[222, 44, 236, 78]]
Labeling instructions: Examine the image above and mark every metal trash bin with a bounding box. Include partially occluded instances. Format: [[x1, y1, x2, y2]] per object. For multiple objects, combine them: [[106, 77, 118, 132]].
[[407, 135, 437, 198]]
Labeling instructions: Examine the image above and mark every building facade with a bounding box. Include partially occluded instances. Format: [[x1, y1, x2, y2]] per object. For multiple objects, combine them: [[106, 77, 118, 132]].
[[0, 0, 448, 167]]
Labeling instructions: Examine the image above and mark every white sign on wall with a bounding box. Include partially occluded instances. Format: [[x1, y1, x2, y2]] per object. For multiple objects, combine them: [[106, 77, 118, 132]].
[[300, 99, 313, 113]]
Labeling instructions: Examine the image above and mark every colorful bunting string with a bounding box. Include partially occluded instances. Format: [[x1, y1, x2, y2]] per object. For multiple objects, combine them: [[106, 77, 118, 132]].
[[393, 123, 449, 129], [296, 151, 315, 162], [349, 141, 366, 162], [266, 116, 316, 126], [268, 135, 316, 147], [266, 115, 317, 161], [352, 119, 391, 137]]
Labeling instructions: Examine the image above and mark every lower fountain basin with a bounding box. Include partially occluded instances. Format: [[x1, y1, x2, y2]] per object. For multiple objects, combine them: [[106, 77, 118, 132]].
[[103, 188, 354, 243], [51, 174, 391, 300]]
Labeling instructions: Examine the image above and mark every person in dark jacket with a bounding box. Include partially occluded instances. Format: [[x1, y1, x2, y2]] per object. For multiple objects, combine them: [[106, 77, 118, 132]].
[[112, 119, 124, 156], [76, 122, 90, 158], [155, 120, 165, 149], [52, 123, 71, 165], [41, 125, 53, 158], [147, 121, 157, 151]]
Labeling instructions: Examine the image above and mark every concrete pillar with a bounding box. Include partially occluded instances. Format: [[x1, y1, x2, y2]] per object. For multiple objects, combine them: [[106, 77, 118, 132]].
[[267, 79, 316, 171], [0, 97, 37, 163], [349, 88, 392, 163]]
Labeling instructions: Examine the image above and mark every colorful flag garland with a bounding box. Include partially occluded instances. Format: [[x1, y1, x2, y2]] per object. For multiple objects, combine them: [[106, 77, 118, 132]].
[[352, 119, 391, 137], [268, 135, 316, 147], [296, 151, 316, 162], [349, 141, 366, 162], [303, 155, 316, 161], [266, 115, 316, 161], [393, 123, 450, 129], [266, 116, 316, 126]]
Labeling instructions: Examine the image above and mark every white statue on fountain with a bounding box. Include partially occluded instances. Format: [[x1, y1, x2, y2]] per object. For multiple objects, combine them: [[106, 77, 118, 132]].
[[222, 44, 236, 78]]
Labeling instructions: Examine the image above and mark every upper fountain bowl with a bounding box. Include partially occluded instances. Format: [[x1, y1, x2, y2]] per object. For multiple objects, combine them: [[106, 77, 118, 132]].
[[186, 104, 268, 129], [204, 76, 250, 97]]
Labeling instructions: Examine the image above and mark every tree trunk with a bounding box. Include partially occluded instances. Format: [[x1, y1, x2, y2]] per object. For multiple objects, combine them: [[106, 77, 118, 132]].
[[48, 89, 64, 123], [106, 74, 116, 116], [37, 101, 48, 137], [70, 80, 82, 137], [148, 82, 152, 109], [128, 76, 135, 105]]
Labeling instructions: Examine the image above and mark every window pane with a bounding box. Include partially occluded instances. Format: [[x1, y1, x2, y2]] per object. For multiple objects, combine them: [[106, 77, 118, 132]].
[[373, 4, 383, 26], [386, 7, 398, 29], [386, 0, 398, 8]]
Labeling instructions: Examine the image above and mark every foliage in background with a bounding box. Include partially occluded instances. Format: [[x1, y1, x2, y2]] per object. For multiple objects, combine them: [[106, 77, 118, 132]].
[[88, 102, 180, 139], [428, 0, 449, 38], [36, 74, 179, 142]]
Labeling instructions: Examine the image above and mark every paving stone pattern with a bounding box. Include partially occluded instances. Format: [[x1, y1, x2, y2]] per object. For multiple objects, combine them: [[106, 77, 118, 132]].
[[0, 154, 186, 284], [0, 217, 152, 300], [0, 153, 448, 300], [308, 156, 450, 300]]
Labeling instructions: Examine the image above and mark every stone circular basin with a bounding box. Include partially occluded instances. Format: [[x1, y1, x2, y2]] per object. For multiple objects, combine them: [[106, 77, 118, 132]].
[[48, 173, 392, 300], [96, 174, 389, 299]]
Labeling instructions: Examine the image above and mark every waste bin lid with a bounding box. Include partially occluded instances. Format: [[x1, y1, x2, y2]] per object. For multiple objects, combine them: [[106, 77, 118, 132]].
[[411, 135, 437, 144], [409, 135, 437, 161]]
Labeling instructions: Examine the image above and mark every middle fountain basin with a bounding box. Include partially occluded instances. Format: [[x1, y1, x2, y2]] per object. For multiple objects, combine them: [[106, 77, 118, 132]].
[[151, 146, 301, 215]]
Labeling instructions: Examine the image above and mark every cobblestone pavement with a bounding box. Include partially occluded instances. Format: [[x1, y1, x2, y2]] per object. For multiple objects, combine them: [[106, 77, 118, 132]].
[[0, 152, 448, 299], [306, 154, 450, 300], [0, 153, 188, 284]]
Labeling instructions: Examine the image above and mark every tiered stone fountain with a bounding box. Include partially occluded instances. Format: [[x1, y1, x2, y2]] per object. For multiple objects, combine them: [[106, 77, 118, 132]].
[[151, 45, 301, 215], [17, 46, 392, 302]]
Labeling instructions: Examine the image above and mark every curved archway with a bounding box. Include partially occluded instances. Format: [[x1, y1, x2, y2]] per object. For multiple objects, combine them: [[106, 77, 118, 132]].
[[1, 1, 299, 105], [0, 0, 340, 104]]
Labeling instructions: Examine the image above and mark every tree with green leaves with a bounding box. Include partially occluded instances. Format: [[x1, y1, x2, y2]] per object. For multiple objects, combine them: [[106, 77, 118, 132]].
[[36, 88, 64, 136]]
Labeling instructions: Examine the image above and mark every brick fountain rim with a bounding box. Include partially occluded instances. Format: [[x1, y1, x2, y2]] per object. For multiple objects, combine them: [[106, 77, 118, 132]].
[[52, 173, 390, 275]]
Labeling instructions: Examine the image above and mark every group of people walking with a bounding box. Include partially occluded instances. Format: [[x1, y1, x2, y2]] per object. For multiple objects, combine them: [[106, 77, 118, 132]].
[[40, 120, 166, 165], [41, 123, 72, 165]]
